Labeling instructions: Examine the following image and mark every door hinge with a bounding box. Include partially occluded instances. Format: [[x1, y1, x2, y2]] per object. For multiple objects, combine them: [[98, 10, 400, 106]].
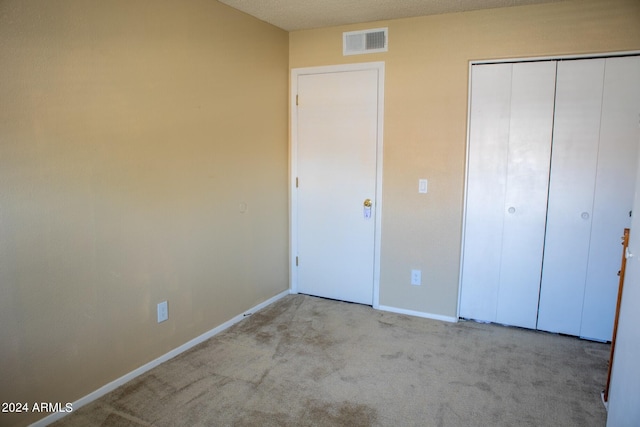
[[296, 256, 299, 266], [296, 94, 299, 106], [296, 177, 299, 188]]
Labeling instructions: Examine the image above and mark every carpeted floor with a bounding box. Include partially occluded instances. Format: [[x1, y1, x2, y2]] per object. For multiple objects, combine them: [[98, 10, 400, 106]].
[[53, 294, 610, 426]]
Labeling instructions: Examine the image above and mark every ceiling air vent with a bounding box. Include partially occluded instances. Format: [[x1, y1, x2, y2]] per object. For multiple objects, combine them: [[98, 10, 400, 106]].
[[343, 28, 388, 56]]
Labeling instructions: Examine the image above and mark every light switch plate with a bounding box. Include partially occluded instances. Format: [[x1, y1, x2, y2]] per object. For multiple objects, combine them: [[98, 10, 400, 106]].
[[419, 179, 428, 194]]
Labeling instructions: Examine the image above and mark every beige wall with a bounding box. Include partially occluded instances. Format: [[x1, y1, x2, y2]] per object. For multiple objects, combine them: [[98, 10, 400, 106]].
[[0, 1, 288, 425], [290, 0, 640, 318], [2, 0, 640, 425]]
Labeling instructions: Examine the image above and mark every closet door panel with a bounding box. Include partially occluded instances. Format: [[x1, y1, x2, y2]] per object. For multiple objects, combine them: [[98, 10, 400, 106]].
[[460, 63, 512, 322], [537, 59, 606, 336], [580, 56, 640, 341], [496, 61, 556, 329]]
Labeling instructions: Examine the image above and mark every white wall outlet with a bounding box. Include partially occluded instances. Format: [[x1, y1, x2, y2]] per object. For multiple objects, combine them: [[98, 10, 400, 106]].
[[418, 179, 428, 194], [157, 301, 168, 323], [411, 269, 422, 286]]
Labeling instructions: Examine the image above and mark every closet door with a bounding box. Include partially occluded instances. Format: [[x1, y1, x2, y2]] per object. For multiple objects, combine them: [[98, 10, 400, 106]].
[[460, 63, 512, 323], [580, 56, 640, 341], [495, 62, 556, 328], [460, 62, 556, 328], [537, 59, 606, 336]]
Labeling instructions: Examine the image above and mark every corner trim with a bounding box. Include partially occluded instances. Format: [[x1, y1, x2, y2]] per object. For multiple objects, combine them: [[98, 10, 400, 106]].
[[30, 290, 291, 427], [378, 305, 458, 323]]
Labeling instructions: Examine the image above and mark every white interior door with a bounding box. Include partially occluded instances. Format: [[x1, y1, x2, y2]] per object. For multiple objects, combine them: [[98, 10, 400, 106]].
[[463, 55, 639, 340], [495, 61, 556, 328], [580, 56, 640, 341], [460, 63, 512, 323], [537, 59, 606, 336], [460, 61, 555, 328], [294, 67, 381, 305]]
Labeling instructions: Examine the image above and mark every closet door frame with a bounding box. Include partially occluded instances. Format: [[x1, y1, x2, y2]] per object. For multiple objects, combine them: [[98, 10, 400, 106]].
[[457, 50, 640, 321]]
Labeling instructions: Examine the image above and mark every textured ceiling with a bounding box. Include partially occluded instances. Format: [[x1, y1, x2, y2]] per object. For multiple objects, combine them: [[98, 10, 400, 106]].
[[218, 0, 563, 31]]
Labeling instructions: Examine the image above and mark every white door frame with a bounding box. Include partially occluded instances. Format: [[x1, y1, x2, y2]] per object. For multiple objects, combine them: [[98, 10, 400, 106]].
[[290, 62, 385, 308]]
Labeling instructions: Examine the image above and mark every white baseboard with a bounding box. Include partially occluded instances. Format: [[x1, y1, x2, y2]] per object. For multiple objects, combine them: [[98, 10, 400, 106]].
[[377, 305, 458, 323], [31, 289, 291, 427], [601, 390, 609, 410]]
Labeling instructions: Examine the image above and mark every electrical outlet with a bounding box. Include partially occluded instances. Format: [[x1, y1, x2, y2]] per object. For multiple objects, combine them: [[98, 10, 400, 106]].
[[157, 301, 168, 323], [411, 269, 422, 286]]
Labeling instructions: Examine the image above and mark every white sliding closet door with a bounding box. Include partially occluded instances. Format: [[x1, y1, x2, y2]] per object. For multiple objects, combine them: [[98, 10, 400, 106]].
[[537, 59, 606, 336], [580, 56, 640, 341], [460, 62, 556, 328]]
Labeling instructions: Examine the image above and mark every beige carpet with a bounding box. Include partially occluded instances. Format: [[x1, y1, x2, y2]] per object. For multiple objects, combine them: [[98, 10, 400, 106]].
[[53, 294, 609, 426]]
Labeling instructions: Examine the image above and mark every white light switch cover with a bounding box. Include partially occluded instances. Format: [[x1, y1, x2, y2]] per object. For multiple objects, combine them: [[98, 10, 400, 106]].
[[419, 179, 428, 194]]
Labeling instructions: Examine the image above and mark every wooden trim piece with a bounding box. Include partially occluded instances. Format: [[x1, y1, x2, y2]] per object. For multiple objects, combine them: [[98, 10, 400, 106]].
[[604, 228, 630, 402]]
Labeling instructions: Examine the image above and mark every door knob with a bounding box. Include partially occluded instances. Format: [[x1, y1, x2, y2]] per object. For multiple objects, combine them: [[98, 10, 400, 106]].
[[364, 198, 372, 208]]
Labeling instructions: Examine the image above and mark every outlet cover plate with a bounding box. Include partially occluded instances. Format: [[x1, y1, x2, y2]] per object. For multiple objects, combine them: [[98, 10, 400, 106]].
[[157, 301, 168, 323], [411, 269, 421, 286]]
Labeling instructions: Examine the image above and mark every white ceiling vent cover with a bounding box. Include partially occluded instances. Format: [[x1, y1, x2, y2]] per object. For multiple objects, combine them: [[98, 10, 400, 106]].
[[343, 28, 388, 56]]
